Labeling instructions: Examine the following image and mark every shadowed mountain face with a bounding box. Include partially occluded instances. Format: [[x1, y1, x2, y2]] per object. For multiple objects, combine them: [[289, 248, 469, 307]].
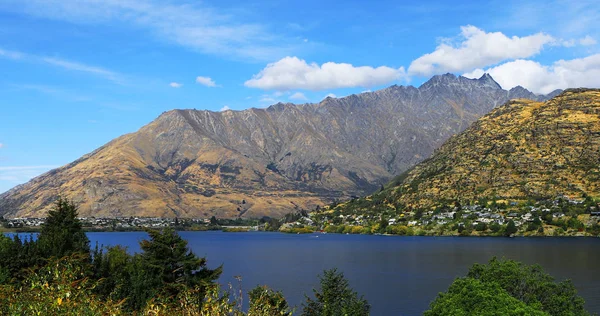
[[342, 89, 600, 213], [0, 74, 559, 219]]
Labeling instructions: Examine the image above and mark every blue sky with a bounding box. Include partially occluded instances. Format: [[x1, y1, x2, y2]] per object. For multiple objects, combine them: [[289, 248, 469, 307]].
[[0, 0, 599, 193]]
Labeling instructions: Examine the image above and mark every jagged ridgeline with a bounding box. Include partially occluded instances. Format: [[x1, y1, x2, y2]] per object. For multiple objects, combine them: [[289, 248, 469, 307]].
[[346, 89, 600, 213], [0, 74, 560, 219]]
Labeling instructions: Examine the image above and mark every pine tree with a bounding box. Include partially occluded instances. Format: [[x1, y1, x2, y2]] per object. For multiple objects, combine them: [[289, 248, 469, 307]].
[[37, 196, 89, 259], [140, 228, 222, 297], [302, 268, 370, 316]]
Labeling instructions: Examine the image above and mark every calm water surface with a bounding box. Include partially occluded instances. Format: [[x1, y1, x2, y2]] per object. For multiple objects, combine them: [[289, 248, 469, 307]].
[[82, 232, 600, 315]]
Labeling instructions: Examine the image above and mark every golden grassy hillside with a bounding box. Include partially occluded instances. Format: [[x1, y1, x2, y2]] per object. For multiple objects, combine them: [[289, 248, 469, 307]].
[[368, 89, 600, 211]]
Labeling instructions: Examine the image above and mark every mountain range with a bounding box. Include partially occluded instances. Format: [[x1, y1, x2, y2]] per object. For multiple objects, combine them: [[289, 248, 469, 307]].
[[0, 74, 561, 218], [340, 88, 600, 214]]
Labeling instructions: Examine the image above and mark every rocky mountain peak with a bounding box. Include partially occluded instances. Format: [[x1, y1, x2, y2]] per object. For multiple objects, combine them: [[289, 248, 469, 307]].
[[420, 73, 458, 87], [476, 73, 503, 90]]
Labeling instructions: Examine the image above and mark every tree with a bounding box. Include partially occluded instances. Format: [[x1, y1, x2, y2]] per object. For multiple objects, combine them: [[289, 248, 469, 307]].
[[301, 268, 370, 316], [505, 220, 518, 236], [466, 258, 588, 316], [489, 222, 501, 233], [474, 222, 487, 232], [140, 228, 222, 297], [37, 196, 89, 259], [424, 278, 547, 316]]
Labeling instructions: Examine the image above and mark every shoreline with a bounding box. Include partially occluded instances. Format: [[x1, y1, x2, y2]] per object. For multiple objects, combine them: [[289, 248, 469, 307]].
[[3, 227, 598, 238]]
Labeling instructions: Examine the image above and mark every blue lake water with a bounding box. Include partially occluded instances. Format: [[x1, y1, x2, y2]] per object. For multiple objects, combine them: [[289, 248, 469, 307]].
[[9, 231, 600, 315]]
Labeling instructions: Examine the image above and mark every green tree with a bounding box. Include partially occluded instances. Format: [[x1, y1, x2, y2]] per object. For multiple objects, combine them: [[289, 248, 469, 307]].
[[467, 258, 588, 316], [140, 228, 222, 297], [474, 222, 487, 232], [424, 278, 547, 316], [37, 196, 90, 259], [489, 222, 501, 233], [505, 220, 518, 236], [301, 268, 370, 316]]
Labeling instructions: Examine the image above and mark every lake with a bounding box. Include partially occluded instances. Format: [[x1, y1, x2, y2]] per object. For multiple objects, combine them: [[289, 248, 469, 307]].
[[76, 231, 600, 315]]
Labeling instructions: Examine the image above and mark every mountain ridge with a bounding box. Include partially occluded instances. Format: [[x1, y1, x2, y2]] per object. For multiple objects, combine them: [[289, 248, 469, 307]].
[[0, 74, 562, 218]]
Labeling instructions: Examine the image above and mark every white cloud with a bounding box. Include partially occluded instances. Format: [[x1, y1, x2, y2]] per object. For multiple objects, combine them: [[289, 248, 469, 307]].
[[325, 93, 336, 99], [196, 76, 217, 87], [0, 48, 124, 84], [42, 57, 122, 83], [289, 92, 307, 101], [220, 105, 231, 111], [0, 48, 23, 60], [463, 54, 600, 94], [560, 39, 577, 47], [169, 82, 183, 88], [557, 36, 597, 48], [245, 56, 406, 91], [408, 25, 555, 76], [4, 0, 294, 61], [580, 35, 597, 46]]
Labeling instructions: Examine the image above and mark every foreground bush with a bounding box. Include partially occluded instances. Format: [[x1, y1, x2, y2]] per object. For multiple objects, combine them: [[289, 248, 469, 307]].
[[425, 258, 589, 316], [0, 254, 122, 315], [302, 268, 370, 316]]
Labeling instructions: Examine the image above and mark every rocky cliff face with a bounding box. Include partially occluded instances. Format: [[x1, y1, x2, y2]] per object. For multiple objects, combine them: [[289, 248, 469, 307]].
[[339, 89, 600, 213], [0, 74, 559, 218]]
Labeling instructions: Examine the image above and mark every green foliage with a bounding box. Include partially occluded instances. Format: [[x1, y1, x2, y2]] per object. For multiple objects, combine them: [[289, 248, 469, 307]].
[[92, 245, 158, 311], [143, 283, 242, 316], [91, 228, 223, 311], [301, 268, 370, 316], [489, 222, 501, 233], [424, 277, 548, 316], [386, 225, 414, 235], [505, 220, 518, 236], [567, 217, 585, 230], [140, 228, 222, 297], [474, 222, 488, 232], [466, 258, 589, 316], [248, 285, 293, 315], [280, 226, 315, 234], [0, 254, 123, 315], [37, 196, 90, 259], [426, 258, 590, 315], [0, 197, 90, 283], [0, 234, 41, 282]]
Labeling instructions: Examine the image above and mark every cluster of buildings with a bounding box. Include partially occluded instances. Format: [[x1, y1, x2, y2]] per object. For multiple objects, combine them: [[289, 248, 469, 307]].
[[2, 217, 211, 229], [310, 198, 600, 231]]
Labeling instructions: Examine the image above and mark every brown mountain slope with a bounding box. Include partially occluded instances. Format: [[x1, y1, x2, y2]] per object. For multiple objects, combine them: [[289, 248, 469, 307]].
[[0, 74, 559, 218], [343, 89, 600, 213]]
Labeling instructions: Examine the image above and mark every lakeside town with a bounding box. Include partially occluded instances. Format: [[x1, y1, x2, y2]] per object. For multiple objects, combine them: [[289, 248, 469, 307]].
[[3, 197, 600, 237]]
